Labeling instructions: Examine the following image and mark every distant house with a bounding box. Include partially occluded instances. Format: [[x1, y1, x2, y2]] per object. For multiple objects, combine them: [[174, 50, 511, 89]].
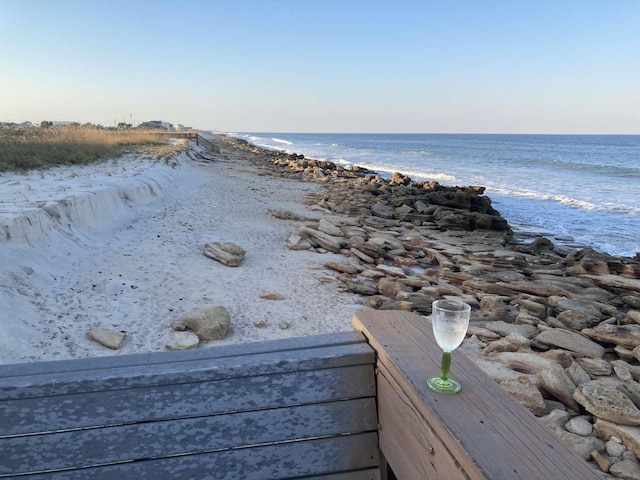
[[0, 121, 34, 129], [138, 120, 174, 130]]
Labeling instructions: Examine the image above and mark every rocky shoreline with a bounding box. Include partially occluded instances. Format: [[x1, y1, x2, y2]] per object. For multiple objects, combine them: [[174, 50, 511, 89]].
[[212, 134, 640, 479]]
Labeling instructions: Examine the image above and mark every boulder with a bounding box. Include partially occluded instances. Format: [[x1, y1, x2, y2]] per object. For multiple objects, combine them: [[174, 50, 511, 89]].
[[576, 357, 614, 377], [180, 306, 231, 341], [538, 366, 579, 411], [610, 459, 640, 480], [582, 324, 640, 350], [204, 241, 246, 267], [574, 382, 640, 426]]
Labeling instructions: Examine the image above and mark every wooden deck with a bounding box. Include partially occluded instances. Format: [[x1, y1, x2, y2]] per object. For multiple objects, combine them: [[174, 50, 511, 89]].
[[0, 310, 606, 479], [352, 309, 603, 480], [0, 331, 380, 479]]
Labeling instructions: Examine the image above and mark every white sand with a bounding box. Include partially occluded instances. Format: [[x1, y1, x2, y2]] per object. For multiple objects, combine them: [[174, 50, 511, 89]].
[[0, 144, 363, 364]]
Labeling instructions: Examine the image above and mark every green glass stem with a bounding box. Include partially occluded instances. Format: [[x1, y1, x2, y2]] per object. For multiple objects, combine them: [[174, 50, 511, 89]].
[[440, 351, 451, 381]]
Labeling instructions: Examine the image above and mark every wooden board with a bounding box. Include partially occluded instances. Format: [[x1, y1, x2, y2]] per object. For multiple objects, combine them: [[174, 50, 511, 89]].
[[2, 398, 377, 474], [1, 331, 381, 479], [2, 433, 380, 480], [0, 343, 374, 399], [3, 364, 375, 436], [0, 331, 368, 378], [352, 309, 602, 480]]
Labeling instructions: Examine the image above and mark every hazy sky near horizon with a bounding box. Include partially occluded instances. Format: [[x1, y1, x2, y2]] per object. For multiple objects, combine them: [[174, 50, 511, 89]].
[[1, 0, 639, 134]]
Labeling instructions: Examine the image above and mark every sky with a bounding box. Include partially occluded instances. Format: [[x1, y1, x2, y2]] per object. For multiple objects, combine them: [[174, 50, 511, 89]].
[[1, 0, 639, 134]]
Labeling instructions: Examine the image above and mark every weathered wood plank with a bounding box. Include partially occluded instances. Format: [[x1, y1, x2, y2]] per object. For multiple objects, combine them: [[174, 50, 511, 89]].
[[1, 398, 377, 475], [13, 432, 380, 480], [0, 331, 367, 378], [352, 309, 601, 480], [2, 364, 375, 436], [0, 343, 374, 399], [377, 363, 468, 480]]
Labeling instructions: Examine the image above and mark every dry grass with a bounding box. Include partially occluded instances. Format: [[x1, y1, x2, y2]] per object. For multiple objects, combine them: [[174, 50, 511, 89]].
[[0, 127, 186, 172]]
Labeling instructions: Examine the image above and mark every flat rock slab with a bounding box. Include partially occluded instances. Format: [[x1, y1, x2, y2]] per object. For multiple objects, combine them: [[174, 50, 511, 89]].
[[536, 328, 606, 358], [165, 331, 200, 350], [203, 241, 246, 267], [574, 381, 640, 426]]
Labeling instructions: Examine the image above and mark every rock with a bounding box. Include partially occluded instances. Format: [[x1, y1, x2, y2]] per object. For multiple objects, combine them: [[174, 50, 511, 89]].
[[540, 409, 570, 429], [203, 241, 246, 267], [623, 296, 640, 309], [485, 334, 531, 353], [260, 292, 284, 300], [318, 218, 344, 237], [576, 357, 614, 376], [591, 450, 612, 473], [376, 264, 406, 277], [606, 438, 627, 458], [619, 383, 640, 410], [548, 425, 604, 460], [470, 356, 539, 385], [581, 274, 640, 295], [278, 322, 291, 329], [165, 331, 200, 350], [535, 328, 606, 358], [86, 327, 126, 350], [574, 382, 640, 426], [596, 420, 640, 459], [287, 234, 312, 250], [628, 310, 640, 325], [538, 365, 579, 411], [298, 226, 345, 252], [611, 360, 640, 382], [324, 261, 359, 274], [270, 209, 306, 221], [610, 459, 640, 480], [566, 416, 593, 436], [567, 361, 593, 386], [582, 324, 640, 350], [500, 377, 547, 416], [170, 322, 186, 331], [180, 306, 231, 341], [548, 296, 606, 329], [490, 352, 578, 411], [371, 202, 395, 219], [481, 321, 538, 339]]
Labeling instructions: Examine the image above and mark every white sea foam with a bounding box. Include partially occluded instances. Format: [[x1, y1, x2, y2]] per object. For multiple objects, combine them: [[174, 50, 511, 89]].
[[272, 138, 293, 145]]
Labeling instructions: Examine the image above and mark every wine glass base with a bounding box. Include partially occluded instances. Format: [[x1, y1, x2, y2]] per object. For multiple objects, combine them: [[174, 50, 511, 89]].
[[427, 377, 461, 394]]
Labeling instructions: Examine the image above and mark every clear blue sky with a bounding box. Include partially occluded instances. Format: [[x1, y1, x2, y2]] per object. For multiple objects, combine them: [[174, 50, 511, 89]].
[[1, 0, 639, 133]]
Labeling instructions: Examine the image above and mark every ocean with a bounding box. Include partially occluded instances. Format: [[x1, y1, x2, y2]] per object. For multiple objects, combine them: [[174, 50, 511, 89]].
[[233, 133, 640, 258]]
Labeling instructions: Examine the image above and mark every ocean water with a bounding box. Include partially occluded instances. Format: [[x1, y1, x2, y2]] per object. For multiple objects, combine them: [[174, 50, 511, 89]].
[[234, 133, 640, 258]]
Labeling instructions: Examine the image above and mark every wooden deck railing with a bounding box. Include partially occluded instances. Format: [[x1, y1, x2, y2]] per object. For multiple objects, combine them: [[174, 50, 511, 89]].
[[352, 309, 602, 480], [155, 131, 220, 153], [1, 311, 605, 479]]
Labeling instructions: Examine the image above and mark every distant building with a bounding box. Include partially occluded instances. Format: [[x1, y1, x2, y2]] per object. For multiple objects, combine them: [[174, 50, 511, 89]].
[[0, 121, 34, 128], [138, 120, 174, 130]]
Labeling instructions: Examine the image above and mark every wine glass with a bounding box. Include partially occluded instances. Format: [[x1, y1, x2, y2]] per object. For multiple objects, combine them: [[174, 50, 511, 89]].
[[427, 299, 471, 394]]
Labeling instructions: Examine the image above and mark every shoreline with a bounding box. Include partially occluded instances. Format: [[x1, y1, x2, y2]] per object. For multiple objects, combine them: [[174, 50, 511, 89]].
[[234, 132, 639, 260], [2, 134, 640, 476]]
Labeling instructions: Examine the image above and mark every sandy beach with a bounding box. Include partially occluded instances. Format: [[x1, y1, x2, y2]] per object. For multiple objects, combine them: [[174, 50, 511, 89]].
[[0, 139, 363, 364]]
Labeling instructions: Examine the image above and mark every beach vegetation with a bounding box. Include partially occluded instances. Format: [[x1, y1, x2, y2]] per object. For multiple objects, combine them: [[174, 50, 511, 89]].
[[0, 126, 185, 172]]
